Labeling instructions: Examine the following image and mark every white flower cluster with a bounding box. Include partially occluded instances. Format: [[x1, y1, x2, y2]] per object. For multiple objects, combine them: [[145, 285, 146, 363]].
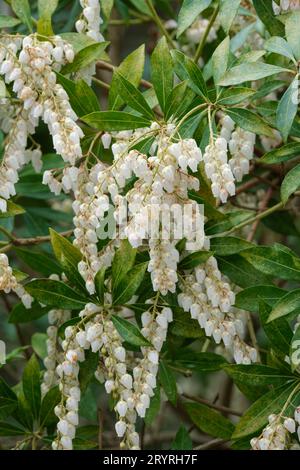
[[0, 253, 32, 308], [272, 0, 300, 14], [75, 0, 104, 84], [0, 33, 83, 209], [251, 412, 300, 450], [178, 255, 257, 364], [204, 137, 236, 203]]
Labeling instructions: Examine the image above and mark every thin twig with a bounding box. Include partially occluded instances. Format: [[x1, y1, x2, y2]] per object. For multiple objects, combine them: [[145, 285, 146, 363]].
[[182, 394, 243, 417]]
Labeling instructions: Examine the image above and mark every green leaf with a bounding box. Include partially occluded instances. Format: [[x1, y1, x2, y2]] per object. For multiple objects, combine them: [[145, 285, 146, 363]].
[[0, 422, 26, 436], [184, 402, 234, 439], [159, 361, 177, 406], [113, 262, 148, 305], [50, 228, 85, 290], [233, 382, 298, 439], [286, 11, 300, 60], [60, 33, 96, 53], [171, 309, 204, 339], [217, 254, 272, 288], [37, 0, 58, 35], [95, 267, 106, 304], [111, 315, 151, 347], [240, 245, 300, 281], [0, 201, 25, 218], [252, 0, 285, 36], [171, 50, 207, 98], [22, 355, 41, 419], [11, 0, 32, 32], [261, 142, 300, 164], [39, 386, 60, 428], [264, 36, 295, 61], [9, 301, 50, 324], [112, 239, 136, 294], [100, 0, 114, 19], [210, 237, 252, 256], [171, 426, 193, 450], [219, 0, 241, 33], [144, 385, 160, 426], [151, 37, 173, 112], [173, 351, 228, 373], [79, 350, 99, 393], [58, 317, 81, 339], [212, 36, 230, 86], [177, 0, 212, 37], [260, 300, 293, 355], [226, 107, 274, 137], [113, 72, 154, 119], [15, 246, 62, 277], [179, 250, 213, 270], [61, 42, 109, 74], [218, 63, 289, 87], [25, 279, 88, 310], [290, 325, 300, 372], [217, 87, 255, 105], [31, 333, 47, 359], [56, 74, 100, 117], [0, 15, 21, 28], [165, 81, 195, 121], [81, 111, 151, 131], [223, 364, 293, 390], [0, 397, 17, 420], [268, 289, 300, 323], [281, 163, 300, 204], [276, 77, 298, 142], [235, 285, 286, 312], [109, 45, 145, 110]]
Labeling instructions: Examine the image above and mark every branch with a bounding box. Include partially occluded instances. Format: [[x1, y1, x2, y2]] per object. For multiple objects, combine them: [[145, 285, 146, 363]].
[[182, 394, 243, 417]]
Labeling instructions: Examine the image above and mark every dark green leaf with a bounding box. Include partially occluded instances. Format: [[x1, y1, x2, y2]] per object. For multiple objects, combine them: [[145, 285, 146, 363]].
[[226, 108, 274, 137], [114, 72, 154, 119], [184, 402, 234, 439], [159, 360, 177, 406], [81, 111, 151, 131], [111, 315, 151, 347], [235, 285, 286, 312], [9, 301, 51, 324], [261, 142, 300, 164], [22, 355, 41, 419], [151, 37, 173, 112], [39, 386, 60, 428], [171, 425, 193, 450], [61, 42, 109, 74], [25, 279, 88, 310]]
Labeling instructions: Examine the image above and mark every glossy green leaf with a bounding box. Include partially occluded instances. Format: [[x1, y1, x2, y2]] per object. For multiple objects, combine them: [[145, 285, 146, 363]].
[[218, 87, 256, 105], [171, 425, 192, 450], [268, 289, 300, 323], [31, 333, 47, 359], [210, 237, 252, 256], [95, 267, 106, 304], [151, 37, 173, 112], [252, 0, 284, 36], [261, 142, 300, 164], [286, 10, 300, 60], [15, 246, 62, 277], [111, 239, 136, 295], [260, 300, 293, 355], [113, 72, 155, 119], [159, 361, 177, 406], [22, 355, 41, 419], [25, 279, 88, 310], [264, 36, 295, 61], [61, 42, 109, 74], [56, 73, 100, 117], [226, 107, 274, 137], [185, 402, 234, 439], [82, 111, 151, 131], [9, 301, 50, 324], [112, 262, 148, 305], [39, 386, 60, 428], [111, 315, 151, 347], [235, 285, 286, 312], [212, 36, 230, 85], [177, 0, 212, 37]]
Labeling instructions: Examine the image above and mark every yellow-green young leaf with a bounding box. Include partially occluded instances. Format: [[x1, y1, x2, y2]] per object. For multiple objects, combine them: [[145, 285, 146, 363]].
[[286, 11, 300, 60], [61, 42, 109, 74], [0, 201, 25, 218], [60, 33, 96, 53], [260, 300, 293, 355], [100, 0, 114, 19], [113, 73, 155, 120], [151, 37, 173, 113], [109, 45, 145, 110], [0, 15, 21, 28], [49, 228, 85, 290], [111, 315, 151, 347], [268, 289, 300, 323], [94, 267, 106, 304], [235, 285, 286, 312], [212, 36, 230, 85], [232, 382, 298, 439], [261, 142, 300, 164], [38, 0, 58, 18], [218, 63, 289, 87], [22, 355, 41, 419], [210, 237, 253, 256], [31, 333, 47, 359], [39, 386, 60, 428], [179, 250, 213, 270], [9, 301, 50, 324], [25, 279, 89, 310], [219, 0, 241, 33], [129, 0, 151, 15], [177, 0, 212, 37], [184, 402, 235, 439], [81, 111, 151, 131], [112, 239, 136, 294], [159, 361, 177, 406], [226, 108, 274, 137], [217, 87, 255, 105], [277, 77, 298, 142], [264, 36, 295, 62], [281, 164, 300, 204], [11, 0, 32, 32], [112, 262, 148, 305]]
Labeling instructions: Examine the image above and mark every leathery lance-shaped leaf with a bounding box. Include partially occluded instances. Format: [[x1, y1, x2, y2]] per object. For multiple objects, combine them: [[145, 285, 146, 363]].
[[159, 361, 177, 406], [151, 37, 173, 113], [9, 301, 51, 324], [109, 45, 145, 110], [94, 267, 106, 305], [276, 76, 299, 142], [226, 108, 274, 137], [212, 36, 230, 85], [113, 72, 155, 119], [112, 239, 136, 295], [39, 386, 61, 428], [22, 355, 41, 419], [232, 382, 299, 439], [219, 0, 241, 33], [281, 164, 300, 204], [49, 229, 86, 290], [216, 254, 273, 288], [25, 279, 89, 310], [171, 50, 207, 98], [176, 0, 212, 37], [252, 0, 285, 36], [56, 73, 100, 117], [286, 10, 300, 60], [261, 142, 300, 164], [81, 111, 151, 131], [15, 246, 62, 277], [112, 262, 148, 305], [260, 300, 293, 355], [173, 351, 228, 373], [240, 245, 300, 281], [179, 250, 213, 270], [165, 81, 195, 121], [171, 426, 193, 450], [111, 315, 151, 347], [171, 309, 204, 339], [235, 285, 286, 312], [184, 402, 235, 439], [223, 364, 294, 390], [61, 42, 109, 74], [0, 377, 18, 420], [209, 237, 253, 257], [264, 36, 295, 62], [218, 63, 290, 87], [0, 422, 26, 437], [217, 87, 256, 105], [267, 289, 300, 323], [11, 0, 33, 32]]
